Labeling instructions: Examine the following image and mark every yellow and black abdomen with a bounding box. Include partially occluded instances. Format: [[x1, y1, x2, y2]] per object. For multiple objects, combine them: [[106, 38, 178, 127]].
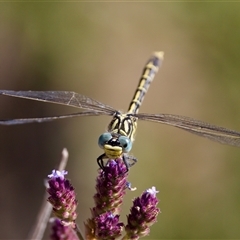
[[127, 52, 164, 115]]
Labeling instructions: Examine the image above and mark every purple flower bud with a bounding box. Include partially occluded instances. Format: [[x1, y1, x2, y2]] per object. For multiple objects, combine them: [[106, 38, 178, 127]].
[[124, 186, 160, 239], [95, 212, 124, 240], [47, 170, 78, 228], [50, 218, 78, 240]]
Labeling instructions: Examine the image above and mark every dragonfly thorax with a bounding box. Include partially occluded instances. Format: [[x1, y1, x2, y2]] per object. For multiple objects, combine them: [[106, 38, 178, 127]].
[[107, 112, 138, 142]]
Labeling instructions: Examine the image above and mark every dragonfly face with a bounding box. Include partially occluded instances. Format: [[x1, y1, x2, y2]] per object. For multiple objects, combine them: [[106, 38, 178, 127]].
[[98, 132, 132, 158], [97, 132, 136, 171]]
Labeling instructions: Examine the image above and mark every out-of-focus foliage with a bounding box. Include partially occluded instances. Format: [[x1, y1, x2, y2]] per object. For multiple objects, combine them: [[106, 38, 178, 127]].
[[0, 3, 240, 239]]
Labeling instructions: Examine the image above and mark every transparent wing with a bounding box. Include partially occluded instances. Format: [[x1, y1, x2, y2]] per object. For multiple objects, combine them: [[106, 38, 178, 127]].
[[137, 113, 240, 147], [0, 111, 107, 125], [0, 90, 116, 125], [0, 90, 116, 114]]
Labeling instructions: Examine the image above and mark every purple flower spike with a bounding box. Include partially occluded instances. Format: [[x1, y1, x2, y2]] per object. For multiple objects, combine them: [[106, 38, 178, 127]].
[[47, 169, 78, 228], [95, 212, 124, 240], [93, 159, 128, 216], [124, 186, 160, 239], [85, 158, 128, 239]]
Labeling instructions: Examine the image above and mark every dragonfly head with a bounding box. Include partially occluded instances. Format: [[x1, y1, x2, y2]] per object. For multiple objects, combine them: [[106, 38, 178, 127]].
[[98, 132, 133, 159]]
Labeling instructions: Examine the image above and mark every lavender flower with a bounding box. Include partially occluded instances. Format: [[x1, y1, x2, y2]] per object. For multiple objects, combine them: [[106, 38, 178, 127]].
[[124, 186, 160, 239], [95, 212, 124, 240], [50, 218, 78, 240], [93, 159, 129, 216], [85, 158, 129, 239], [47, 170, 78, 228], [46, 159, 160, 240]]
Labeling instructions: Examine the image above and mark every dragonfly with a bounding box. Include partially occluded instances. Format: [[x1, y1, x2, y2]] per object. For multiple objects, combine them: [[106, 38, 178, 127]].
[[1, 51, 240, 171]]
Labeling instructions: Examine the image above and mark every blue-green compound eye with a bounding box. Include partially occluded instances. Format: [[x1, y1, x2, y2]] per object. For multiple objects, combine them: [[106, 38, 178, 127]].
[[119, 136, 132, 153], [98, 133, 112, 148]]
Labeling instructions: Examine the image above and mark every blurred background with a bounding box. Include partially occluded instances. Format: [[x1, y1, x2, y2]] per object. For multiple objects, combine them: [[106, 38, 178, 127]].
[[0, 2, 240, 239]]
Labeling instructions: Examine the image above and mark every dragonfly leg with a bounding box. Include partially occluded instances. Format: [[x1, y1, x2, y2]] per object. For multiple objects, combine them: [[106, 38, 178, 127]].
[[97, 153, 106, 170], [122, 154, 131, 173], [97, 153, 137, 172]]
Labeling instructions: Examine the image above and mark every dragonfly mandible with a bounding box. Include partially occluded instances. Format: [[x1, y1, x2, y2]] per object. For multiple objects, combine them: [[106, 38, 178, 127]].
[[1, 52, 240, 171]]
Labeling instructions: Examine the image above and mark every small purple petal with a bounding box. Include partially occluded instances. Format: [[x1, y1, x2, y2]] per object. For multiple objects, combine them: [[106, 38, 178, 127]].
[[48, 170, 68, 180], [146, 186, 159, 197]]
